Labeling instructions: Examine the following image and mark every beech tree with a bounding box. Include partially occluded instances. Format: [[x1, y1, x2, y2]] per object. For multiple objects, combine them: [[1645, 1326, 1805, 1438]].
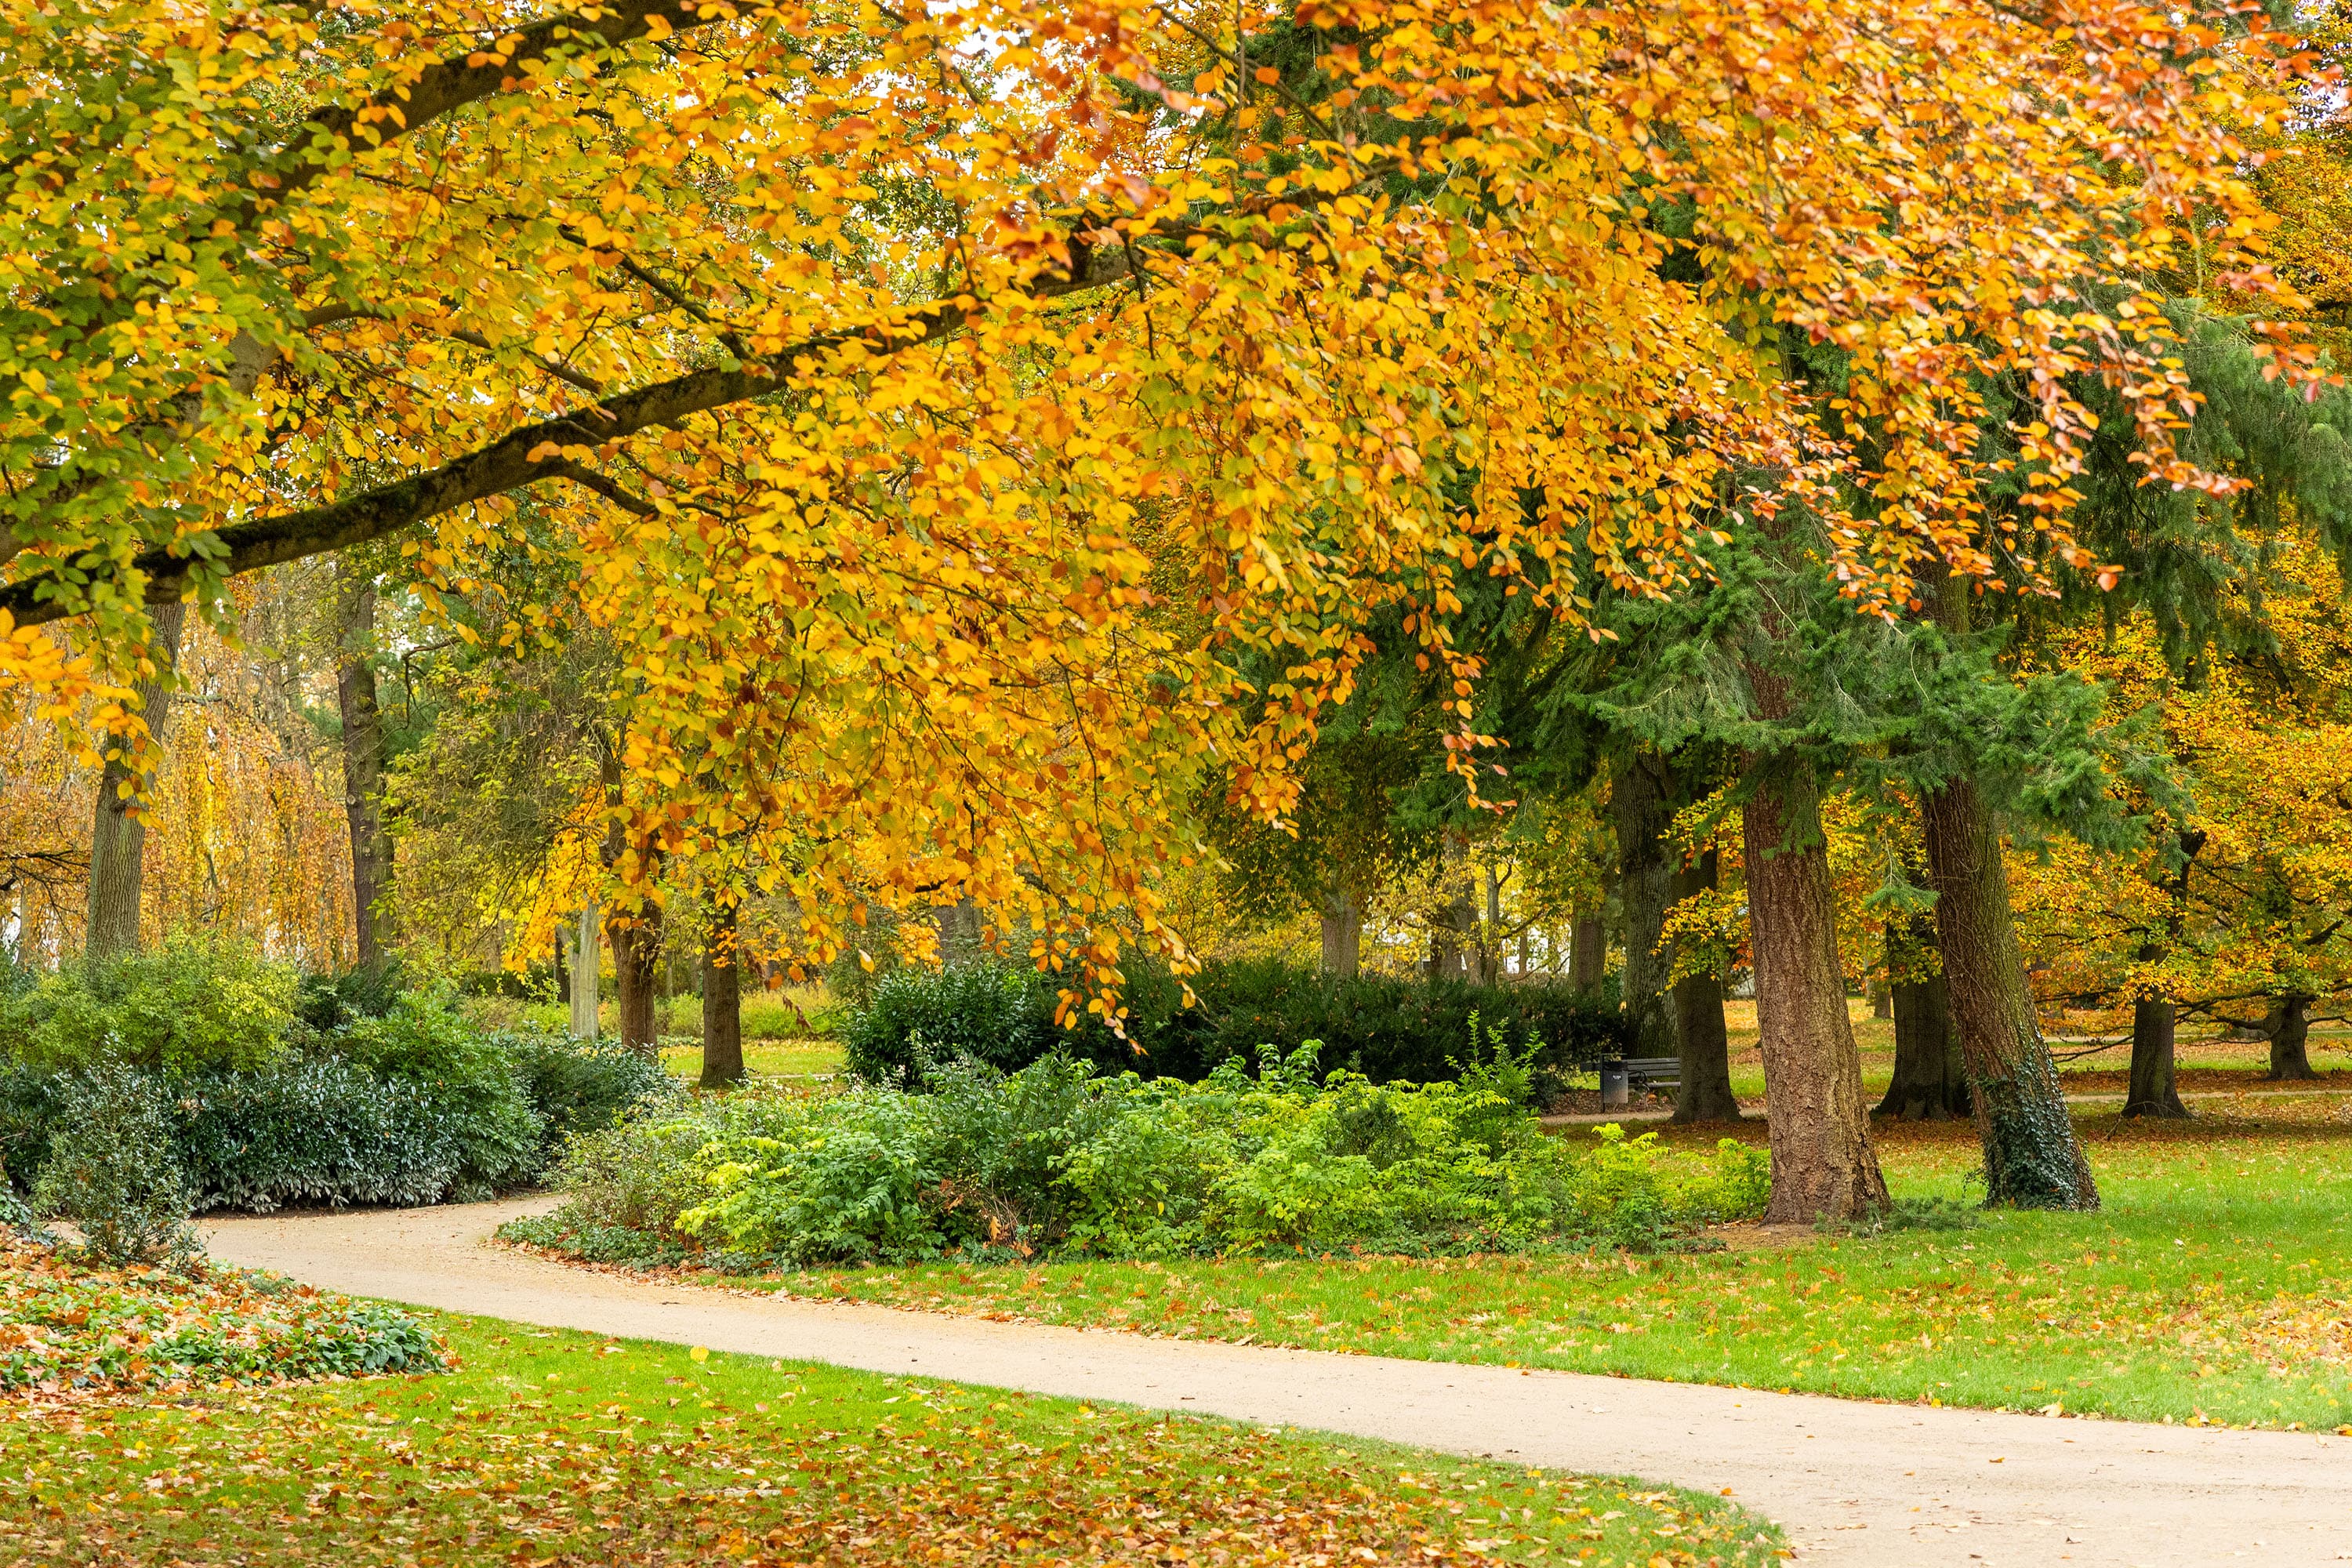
[[2, 0, 2326, 1211]]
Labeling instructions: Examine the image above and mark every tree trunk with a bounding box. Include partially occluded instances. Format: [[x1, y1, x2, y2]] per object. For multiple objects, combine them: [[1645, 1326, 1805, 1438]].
[[2124, 994, 2189, 1117], [1921, 776, 2098, 1208], [85, 601, 187, 960], [2264, 995, 2318, 1080], [1742, 761, 1888, 1221], [606, 902, 662, 1051], [700, 903, 745, 1087], [1319, 883, 1363, 977], [1568, 914, 1606, 990], [1923, 574, 2097, 1210], [1612, 751, 1676, 1061], [1878, 972, 1970, 1120], [335, 576, 394, 967], [1669, 848, 1740, 1122], [568, 905, 601, 1039]]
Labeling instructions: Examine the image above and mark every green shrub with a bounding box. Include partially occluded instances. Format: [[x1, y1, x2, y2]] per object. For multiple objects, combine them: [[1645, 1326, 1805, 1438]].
[[28, 1064, 200, 1265], [336, 991, 543, 1194], [842, 957, 1628, 1097], [294, 961, 407, 1033], [172, 1058, 470, 1211], [5, 933, 297, 1074], [506, 1027, 674, 1146], [535, 1032, 1771, 1270]]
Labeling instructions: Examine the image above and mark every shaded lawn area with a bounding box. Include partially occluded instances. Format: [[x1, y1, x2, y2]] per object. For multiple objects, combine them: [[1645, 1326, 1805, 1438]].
[[656, 1036, 843, 1081], [747, 1110, 2352, 1432], [4, 1317, 1780, 1567]]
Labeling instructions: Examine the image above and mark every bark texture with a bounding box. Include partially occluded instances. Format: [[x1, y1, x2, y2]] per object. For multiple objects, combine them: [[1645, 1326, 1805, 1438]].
[[700, 904, 745, 1088], [1568, 916, 1606, 990], [1612, 752, 1677, 1062], [2264, 995, 2318, 1081], [335, 578, 394, 967], [1319, 884, 1363, 977], [1741, 762, 1887, 1221], [568, 906, 601, 1039], [607, 903, 663, 1051], [1877, 971, 1970, 1120], [2124, 995, 2189, 1117], [1921, 775, 2099, 1208], [1668, 848, 1740, 1122], [85, 601, 187, 960]]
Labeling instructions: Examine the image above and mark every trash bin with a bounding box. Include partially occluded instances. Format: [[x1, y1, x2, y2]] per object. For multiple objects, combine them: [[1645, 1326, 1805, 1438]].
[[1599, 1060, 1629, 1109]]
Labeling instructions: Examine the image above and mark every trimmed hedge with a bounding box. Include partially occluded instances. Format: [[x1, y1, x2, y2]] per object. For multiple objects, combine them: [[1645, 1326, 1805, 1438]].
[[842, 956, 1626, 1099]]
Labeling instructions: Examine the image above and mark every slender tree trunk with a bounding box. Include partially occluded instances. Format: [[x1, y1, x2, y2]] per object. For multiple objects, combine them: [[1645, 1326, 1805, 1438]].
[[700, 903, 744, 1087], [553, 932, 569, 1004], [606, 902, 662, 1050], [1613, 751, 1676, 1061], [2125, 993, 2189, 1117], [1923, 575, 2097, 1210], [1568, 914, 1606, 990], [2264, 995, 2318, 1080], [1742, 760, 1888, 1221], [85, 601, 187, 960], [1669, 848, 1740, 1122], [335, 577, 394, 967], [1319, 883, 1363, 977], [568, 905, 601, 1039]]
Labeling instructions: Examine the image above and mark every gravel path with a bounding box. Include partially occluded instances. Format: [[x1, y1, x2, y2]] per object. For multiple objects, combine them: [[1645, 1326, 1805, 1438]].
[[201, 1198, 2352, 1568]]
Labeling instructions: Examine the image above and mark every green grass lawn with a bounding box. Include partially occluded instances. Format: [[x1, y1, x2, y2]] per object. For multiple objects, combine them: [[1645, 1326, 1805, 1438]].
[[656, 1036, 844, 1081], [739, 1108, 2352, 1432], [6, 1315, 1780, 1567]]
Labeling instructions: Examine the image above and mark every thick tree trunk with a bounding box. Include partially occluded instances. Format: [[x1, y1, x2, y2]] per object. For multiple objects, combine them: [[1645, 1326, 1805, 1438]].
[[1669, 848, 1740, 1122], [1921, 776, 2098, 1208], [1612, 751, 1676, 1061], [606, 902, 663, 1050], [568, 905, 601, 1039], [85, 601, 187, 960], [1568, 914, 1606, 990], [335, 577, 394, 967], [2124, 994, 2189, 1117], [2264, 995, 2318, 1080], [1319, 884, 1363, 977], [700, 903, 745, 1087], [1878, 971, 1970, 1120], [1742, 763, 1888, 1221]]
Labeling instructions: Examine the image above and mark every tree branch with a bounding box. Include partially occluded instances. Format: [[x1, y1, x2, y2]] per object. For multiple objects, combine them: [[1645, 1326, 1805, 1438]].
[[2, 241, 1134, 627]]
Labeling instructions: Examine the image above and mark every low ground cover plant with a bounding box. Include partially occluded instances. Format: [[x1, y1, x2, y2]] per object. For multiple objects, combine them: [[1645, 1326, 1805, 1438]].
[[0, 1229, 444, 1400], [510, 1041, 1768, 1269], [0, 943, 671, 1232], [2, 1314, 1784, 1567]]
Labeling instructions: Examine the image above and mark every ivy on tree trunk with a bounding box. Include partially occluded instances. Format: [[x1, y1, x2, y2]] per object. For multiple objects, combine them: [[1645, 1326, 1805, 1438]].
[[700, 902, 745, 1088]]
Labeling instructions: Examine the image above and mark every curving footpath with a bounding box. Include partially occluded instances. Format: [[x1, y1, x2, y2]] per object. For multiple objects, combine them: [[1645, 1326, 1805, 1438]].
[[201, 1198, 2352, 1568]]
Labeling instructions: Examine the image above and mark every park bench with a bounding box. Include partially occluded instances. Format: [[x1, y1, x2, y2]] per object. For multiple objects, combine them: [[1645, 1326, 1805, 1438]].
[[1599, 1056, 1682, 1108]]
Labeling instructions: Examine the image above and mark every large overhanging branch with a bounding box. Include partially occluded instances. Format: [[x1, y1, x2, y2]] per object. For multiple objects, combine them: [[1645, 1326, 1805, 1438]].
[[1, 243, 1135, 630]]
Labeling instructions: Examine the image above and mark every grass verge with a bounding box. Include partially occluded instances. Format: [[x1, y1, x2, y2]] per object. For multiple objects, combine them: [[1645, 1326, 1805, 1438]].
[[4, 1316, 1781, 1566], [716, 1110, 2352, 1431]]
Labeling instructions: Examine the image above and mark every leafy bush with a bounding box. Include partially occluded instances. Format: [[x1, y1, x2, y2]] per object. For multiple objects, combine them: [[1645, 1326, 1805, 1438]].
[[526, 1033, 1769, 1270], [3, 932, 296, 1074], [27, 1064, 200, 1265], [335, 992, 543, 1193], [172, 1058, 471, 1211], [507, 1026, 674, 1146], [0, 944, 671, 1214], [842, 957, 1627, 1098]]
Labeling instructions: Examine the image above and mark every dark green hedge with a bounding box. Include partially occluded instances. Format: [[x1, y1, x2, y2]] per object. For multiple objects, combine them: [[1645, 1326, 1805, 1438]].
[[843, 956, 1626, 1098]]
